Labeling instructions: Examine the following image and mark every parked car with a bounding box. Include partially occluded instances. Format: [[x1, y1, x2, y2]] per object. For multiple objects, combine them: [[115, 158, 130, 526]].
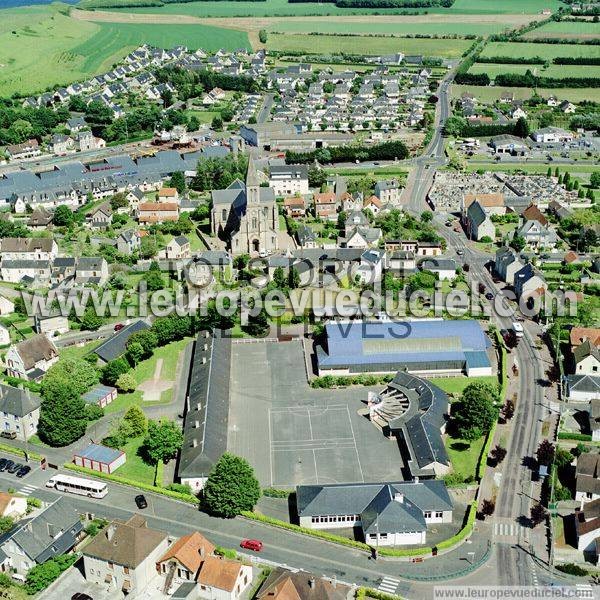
[[1, 460, 14, 473], [485, 292, 494, 301], [0, 459, 7, 471], [478, 283, 485, 294], [134, 494, 148, 509], [7, 462, 22, 474], [16, 466, 30, 478], [71, 593, 94, 600], [114, 323, 124, 331], [456, 249, 463, 255], [0, 431, 16, 440], [240, 539, 263, 552]]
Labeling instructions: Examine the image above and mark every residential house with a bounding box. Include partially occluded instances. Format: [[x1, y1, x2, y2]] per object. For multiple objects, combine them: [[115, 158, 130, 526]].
[[415, 241, 443, 257], [0, 493, 26, 519], [126, 188, 145, 210], [283, 195, 306, 218], [27, 207, 54, 230], [461, 193, 505, 217], [116, 230, 141, 255], [313, 192, 339, 220], [566, 375, 600, 403], [75, 257, 109, 286], [0, 497, 83, 576], [0, 238, 57, 261], [356, 249, 384, 284], [0, 326, 9, 346], [513, 263, 547, 300], [83, 515, 169, 596], [6, 139, 41, 161], [296, 225, 317, 249], [421, 258, 457, 281], [0, 295, 14, 316], [575, 453, 600, 503], [466, 201, 495, 241], [574, 340, 600, 376], [49, 134, 74, 156], [269, 164, 309, 197], [163, 236, 191, 260], [559, 100, 576, 114], [0, 260, 51, 284], [5, 334, 58, 380], [515, 220, 558, 250], [374, 179, 402, 204], [363, 195, 383, 215], [590, 399, 600, 443], [0, 383, 41, 441], [386, 250, 416, 274], [296, 479, 453, 546], [158, 187, 180, 204], [157, 531, 253, 599], [573, 498, 600, 559], [34, 315, 69, 337], [521, 204, 549, 227], [87, 203, 112, 229], [570, 327, 600, 349], [495, 247, 525, 284], [75, 131, 105, 152], [257, 568, 353, 600], [138, 202, 179, 224]]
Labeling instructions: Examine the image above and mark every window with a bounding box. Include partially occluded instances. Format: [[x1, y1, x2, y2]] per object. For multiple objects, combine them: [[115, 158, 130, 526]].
[[108, 562, 114, 570], [123, 567, 129, 575], [424, 511, 432, 519], [379, 533, 388, 540], [435, 512, 443, 518]]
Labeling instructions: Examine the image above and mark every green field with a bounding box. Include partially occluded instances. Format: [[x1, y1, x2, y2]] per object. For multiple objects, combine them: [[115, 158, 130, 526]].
[[522, 19, 600, 38], [269, 19, 513, 36], [445, 435, 485, 481], [469, 62, 600, 79], [480, 41, 600, 60], [0, 4, 248, 95], [97, 0, 564, 17], [267, 33, 471, 57], [451, 83, 600, 103]]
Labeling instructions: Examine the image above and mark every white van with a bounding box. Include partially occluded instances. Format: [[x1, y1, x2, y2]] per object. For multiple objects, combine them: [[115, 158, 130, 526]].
[[512, 322, 524, 338]]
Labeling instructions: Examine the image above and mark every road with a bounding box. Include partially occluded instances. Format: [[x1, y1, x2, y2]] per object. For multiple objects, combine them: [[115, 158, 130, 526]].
[[257, 93, 274, 124]]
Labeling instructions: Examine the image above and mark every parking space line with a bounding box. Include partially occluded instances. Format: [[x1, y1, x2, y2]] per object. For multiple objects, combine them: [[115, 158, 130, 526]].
[[346, 405, 365, 483]]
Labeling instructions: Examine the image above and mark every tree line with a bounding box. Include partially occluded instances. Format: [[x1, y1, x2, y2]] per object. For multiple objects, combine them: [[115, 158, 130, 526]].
[[285, 139, 409, 164], [0, 102, 69, 146], [495, 71, 600, 88]]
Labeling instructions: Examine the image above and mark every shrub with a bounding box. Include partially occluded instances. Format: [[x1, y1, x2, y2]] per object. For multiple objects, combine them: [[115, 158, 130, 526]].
[[214, 546, 237, 559], [166, 482, 193, 495], [262, 487, 292, 498], [85, 404, 104, 421], [556, 563, 588, 576], [558, 432, 592, 442]]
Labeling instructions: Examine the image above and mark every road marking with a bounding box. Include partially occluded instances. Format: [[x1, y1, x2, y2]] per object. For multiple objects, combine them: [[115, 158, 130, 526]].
[[378, 576, 399, 594], [19, 484, 36, 496]]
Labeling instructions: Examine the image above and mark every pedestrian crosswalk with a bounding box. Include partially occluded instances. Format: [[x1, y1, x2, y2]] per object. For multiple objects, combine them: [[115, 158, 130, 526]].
[[493, 521, 524, 538], [18, 484, 36, 496], [378, 576, 400, 595]]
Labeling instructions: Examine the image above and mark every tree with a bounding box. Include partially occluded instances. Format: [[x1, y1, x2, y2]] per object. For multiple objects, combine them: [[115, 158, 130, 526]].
[[123, 405, 147, 437], [102, 358, 130, 386], [211, 115, 223, 130], [513, 117, 530, 138], [503, 400, 515, 421], [25, 554, 76, 594], [481, 499, 495, 517], [590, 171, 600, 189], [530, 503, 547, 526], [510, 235, 526, 252], [116, 372, 137, 393], [80, 307, 103, 331], [127, 330, 158, 358], [491, 445, 507, 465], [420, 211, 432, 223], [546, 167, 552, 177], [110, 192, 128, 211], [242, 307, 269, 338], [126, 342, 144, 367], [38, 380, 88, 446], [140, 236, 158, 259], [168, 171, 186, 194], [536, 439, 555, 466], [142, 419, 183, 464], [202, 453, 261, 518], [52, 205, 74, 227], [42, 357, 98, 396], [453, 382, 498, 441], [144, 268, 165, 292], [289, 266, 300, 290], [259, 29, 268, 43]]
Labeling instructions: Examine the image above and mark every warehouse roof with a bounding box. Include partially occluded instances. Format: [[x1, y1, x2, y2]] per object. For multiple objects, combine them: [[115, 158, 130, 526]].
[[75, 444, 123, 465]]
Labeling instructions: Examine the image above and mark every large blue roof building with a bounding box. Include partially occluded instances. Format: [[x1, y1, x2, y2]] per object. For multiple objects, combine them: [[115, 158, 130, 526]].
[[316, 319, 492, 377]]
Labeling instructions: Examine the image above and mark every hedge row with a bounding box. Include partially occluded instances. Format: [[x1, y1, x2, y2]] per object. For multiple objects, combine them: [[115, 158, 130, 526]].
[[436, 500, 477, 550], [557, 432, 592, 442], [310, 373, 394, 388], [477, 419, 497, 481], [0, 442, 42, 461], [64, 463, 200, 505], [356, 588, 404, 600], [262, 487, 292, 498]]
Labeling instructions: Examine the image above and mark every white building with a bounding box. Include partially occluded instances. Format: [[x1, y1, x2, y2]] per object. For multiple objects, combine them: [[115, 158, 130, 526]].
[[5, 334, 59, 381], [269, 164, 309, 197]]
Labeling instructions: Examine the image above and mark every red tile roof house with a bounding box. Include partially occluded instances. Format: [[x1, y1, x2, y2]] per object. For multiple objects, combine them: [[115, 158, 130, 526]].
[[138, 202, 179, 224], [313, 192, 339, 220]]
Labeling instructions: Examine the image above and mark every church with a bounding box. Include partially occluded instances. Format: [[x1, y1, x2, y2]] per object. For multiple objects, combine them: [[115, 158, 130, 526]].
[[211, 155, 279, 256]]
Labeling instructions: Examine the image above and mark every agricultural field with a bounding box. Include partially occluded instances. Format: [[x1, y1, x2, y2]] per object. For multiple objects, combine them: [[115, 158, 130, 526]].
[[0, 3, 248, 95], [469, 62, 600, 79], [451, 83, 600, 104], [85, 0, 564, 17], [266, 33, 472, 57], [269, 17, 521, 37], [480, 41, 600, 60], [521, 19, 600, 40]]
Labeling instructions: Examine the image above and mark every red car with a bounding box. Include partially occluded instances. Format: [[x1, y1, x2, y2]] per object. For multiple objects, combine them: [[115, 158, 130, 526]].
[[114, 323, 124, 331], [240, 539, 263, 552]]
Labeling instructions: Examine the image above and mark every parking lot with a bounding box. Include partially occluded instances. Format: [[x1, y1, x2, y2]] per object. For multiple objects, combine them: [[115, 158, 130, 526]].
[[228, 340, 404, 488]]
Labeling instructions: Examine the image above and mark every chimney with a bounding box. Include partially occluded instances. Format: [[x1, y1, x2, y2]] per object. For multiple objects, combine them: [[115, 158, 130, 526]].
[[192, 438, 198, 448], [332, 576, 337, 589], [194, 420, 200, 429], [199, 546, 205, 558], [414, 476, 419, 484], [308, 577, 316, 589], [202, 356, 206, 364], [203, 343, 208, 351], [106, 523, 117, 542], [196, 402, 201, 411], [394, 492, 404, 503]]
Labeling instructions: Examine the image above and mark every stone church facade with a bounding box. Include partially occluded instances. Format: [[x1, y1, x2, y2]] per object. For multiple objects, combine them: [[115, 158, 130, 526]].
[[211, 156, 279, 255]]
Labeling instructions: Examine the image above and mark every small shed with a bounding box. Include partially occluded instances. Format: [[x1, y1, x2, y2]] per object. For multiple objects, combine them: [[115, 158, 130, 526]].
[[73, 444, 126, 474], [82, 384, 117, 408]]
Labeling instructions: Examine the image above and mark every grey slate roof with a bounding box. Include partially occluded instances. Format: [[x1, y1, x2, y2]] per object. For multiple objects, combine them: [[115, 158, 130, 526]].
[[567, 374, 600, 394], [178, 331, 231, 480], [92, 319, 150, 363], [0, 383, 41, 417], [1, 497, 82, 563]]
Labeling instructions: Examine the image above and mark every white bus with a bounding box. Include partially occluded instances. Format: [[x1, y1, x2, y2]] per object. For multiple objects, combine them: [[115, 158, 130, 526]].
[[46, 474, 108, 499]]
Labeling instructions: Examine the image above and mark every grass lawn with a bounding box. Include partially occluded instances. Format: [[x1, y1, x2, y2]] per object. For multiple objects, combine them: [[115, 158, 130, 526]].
[[430, 0, 564, 14], [428, 376, 498, 396], [266, 33, 471, 58], [480, 41, 600, 60], [186, 109, 220, 124], [470, 62, 600, 80], [104, 337, 191, 415], [113, 435, 156, 486], [445, 435, 485, 481], [59, 339, 102, 361]]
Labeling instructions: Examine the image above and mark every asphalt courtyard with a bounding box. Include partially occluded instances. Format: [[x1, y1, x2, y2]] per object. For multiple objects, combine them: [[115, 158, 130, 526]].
[[228, 340, 403, 487]]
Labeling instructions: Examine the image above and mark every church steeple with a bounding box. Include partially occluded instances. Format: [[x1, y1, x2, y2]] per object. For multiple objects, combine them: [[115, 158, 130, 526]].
[[246, 154, 260, 205]]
